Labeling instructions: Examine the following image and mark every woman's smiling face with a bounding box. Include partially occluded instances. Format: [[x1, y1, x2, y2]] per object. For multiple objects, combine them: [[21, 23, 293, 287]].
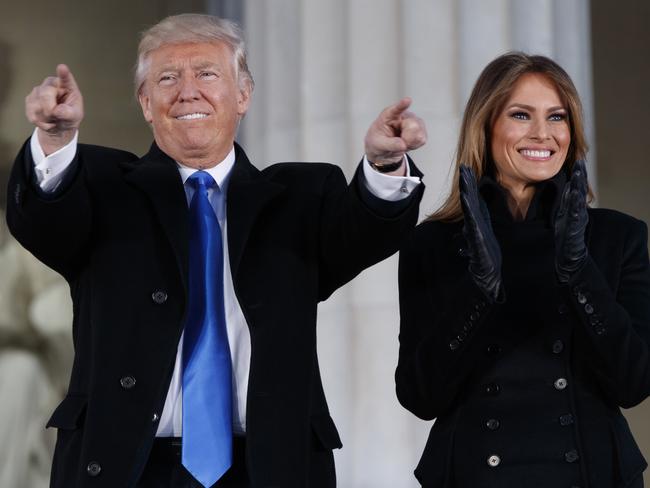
[[490, 72, 571, 192]]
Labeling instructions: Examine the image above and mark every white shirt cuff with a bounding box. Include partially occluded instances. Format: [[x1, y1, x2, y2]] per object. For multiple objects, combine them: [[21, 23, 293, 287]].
[[362, 155, 421, 201], [31, 128, 79, 193]]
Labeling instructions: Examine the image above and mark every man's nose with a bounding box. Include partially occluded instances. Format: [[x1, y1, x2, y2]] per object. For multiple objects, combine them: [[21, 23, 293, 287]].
[[177, 75, 201, 101]]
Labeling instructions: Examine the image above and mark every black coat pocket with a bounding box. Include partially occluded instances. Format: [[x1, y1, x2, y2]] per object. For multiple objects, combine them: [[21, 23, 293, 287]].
[[46, 394, 87, 430], [311, 413, 343, 451]]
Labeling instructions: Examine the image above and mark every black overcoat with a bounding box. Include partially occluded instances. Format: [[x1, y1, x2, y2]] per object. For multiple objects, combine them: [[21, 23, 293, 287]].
[[396, 173, 650, 488], [6, 140, 423, 488]]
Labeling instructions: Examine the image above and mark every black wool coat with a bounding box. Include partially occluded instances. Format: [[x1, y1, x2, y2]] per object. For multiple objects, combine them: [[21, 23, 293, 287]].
[[396, 172, 650, 488], [6, 140, 423, 488]]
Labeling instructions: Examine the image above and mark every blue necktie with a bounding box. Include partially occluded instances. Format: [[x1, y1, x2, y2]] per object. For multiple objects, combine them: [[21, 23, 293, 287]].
[[182, 171, 232, 487]]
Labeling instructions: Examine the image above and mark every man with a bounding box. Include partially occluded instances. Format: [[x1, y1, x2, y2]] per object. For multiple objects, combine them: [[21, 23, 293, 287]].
[[7, 13, 425, 488]]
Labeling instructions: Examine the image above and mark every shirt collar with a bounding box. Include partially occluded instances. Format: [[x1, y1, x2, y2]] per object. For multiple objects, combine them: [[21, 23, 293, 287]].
[[176, 146, 236, 193]]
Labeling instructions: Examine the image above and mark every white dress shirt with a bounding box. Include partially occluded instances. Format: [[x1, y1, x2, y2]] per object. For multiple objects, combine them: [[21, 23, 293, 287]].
[[30, 129, 421, 436]]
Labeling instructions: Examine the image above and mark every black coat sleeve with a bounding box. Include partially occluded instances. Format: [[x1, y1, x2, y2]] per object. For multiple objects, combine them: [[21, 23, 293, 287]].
[[568, 215, 650, 408], [316, 158, 424, 301], [395, 223, 497, 420], [6, 139, 137, 279]]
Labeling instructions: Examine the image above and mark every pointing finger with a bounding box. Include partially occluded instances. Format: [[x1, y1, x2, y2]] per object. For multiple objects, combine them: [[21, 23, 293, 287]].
[[56, 64, 79, 92], [381, 97, 412, 123]]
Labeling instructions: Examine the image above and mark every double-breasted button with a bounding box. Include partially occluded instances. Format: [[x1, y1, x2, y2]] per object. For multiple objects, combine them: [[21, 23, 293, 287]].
[[152, 413, 159, 422], [559, 414, 574, 426], [486, 418, 500, 430], [554, 378, 568, 390], [584, 303, 594, 314], [487, 455, 501, 467], [120, 376, 136, 389], [485, 383, 501, 395], [565, 449, 579, 463], [86, 461, 101, 477], [152, 290, 168, 304], [449, 339, 460, 351], [552, 340, 564, 354], [486, 344, 501, 356]]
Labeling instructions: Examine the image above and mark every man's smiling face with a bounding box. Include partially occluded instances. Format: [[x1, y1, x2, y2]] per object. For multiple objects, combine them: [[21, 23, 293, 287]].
[[138, 41, 250, 168]]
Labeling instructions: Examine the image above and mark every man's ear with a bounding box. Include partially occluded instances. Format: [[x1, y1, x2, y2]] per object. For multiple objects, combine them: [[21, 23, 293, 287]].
[[138, 89, 153, 123], [237, 83, 251, 117]]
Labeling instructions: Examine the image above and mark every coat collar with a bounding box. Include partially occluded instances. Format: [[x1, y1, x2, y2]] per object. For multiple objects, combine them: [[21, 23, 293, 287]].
[[121, 143, 189, 291], [226, 143, 285, 277], [121, 141, 285, 287], [478, 167, 568, 225]]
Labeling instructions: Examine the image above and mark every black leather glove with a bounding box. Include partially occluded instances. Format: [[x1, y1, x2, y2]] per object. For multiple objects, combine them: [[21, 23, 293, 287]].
[[554, 160, 589, 283], [459, 165, 504, 302]]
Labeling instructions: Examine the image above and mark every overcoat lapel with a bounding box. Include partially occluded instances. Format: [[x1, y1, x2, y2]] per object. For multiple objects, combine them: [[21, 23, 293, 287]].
[[122, 143, 190, 292], [227, 143, 285, 278]]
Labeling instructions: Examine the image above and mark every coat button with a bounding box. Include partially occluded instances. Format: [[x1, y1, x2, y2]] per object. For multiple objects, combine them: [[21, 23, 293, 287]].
[[86, 461, 101, 477], [152, 413, 159, 422], [487, 455, 501, 467], [120, 376, 136, 389], [577, 293, 587, 304], [565, 449, 579, 463], [584, 303, 594, 314], [485, 383, 501, 395], [554, 378, 568, 390], [469, 312, 479, 322], [449, 339, 460, 351], [486, 418, 500, 430], [559, 413, 574, 426], [552, 340, 564, 354], [152, 290, 168, 304]]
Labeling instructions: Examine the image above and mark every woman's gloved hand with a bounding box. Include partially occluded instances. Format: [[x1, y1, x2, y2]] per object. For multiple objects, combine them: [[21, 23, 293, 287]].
[[459, 165, 504, 302], [554, 160, 589, 283]]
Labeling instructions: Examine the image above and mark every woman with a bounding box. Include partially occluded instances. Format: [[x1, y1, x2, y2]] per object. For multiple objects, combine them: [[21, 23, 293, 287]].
[[396, 52, 650, 488]]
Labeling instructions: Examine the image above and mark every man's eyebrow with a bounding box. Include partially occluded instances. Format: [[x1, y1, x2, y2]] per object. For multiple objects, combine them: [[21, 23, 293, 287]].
[[154, 64, 180, 74], [192, 61, 223, 71]]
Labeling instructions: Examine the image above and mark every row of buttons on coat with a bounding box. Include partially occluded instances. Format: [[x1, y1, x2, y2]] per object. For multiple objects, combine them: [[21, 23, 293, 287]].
[[484, 413, 573, 432], [449, 300, 488, 350], [486, 449, 579, 468], [88, 376, 161, 477], [85, 290, 169, 477], [573, 286, 606, 335], [482, 376, 568, 396], [483, 342, 578, 472]]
